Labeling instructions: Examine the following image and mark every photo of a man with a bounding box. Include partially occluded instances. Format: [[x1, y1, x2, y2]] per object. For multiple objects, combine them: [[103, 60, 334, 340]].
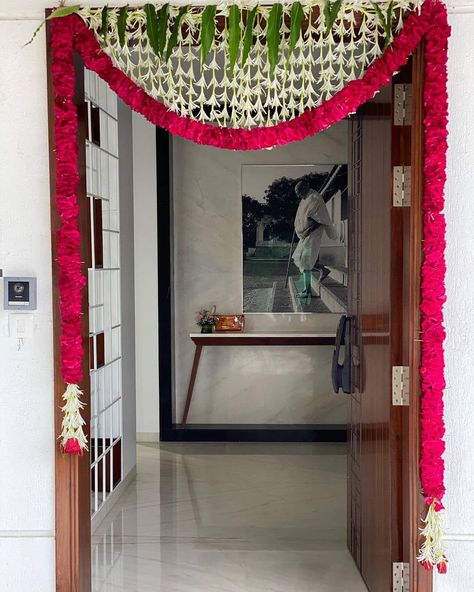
[[242, 164, 348, 314]]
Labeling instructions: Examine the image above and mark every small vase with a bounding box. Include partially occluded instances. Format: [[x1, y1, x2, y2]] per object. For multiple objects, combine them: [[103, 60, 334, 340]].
[[201, 324, 213, 334]]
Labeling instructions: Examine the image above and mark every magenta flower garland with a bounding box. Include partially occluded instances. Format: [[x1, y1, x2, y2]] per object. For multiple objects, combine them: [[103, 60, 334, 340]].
[[417, 0, 450, 573], [51, 16, 88, 455], [50, 0, 449, 571]]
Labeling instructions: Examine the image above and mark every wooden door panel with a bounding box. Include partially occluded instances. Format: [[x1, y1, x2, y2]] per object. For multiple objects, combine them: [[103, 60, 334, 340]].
[[347, 54, 432, 592], [360, 116, 393, 591], [348, 110, 396, 592]]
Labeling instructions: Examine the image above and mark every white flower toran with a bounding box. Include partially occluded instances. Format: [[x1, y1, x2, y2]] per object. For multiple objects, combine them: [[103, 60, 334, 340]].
[[80, 0, 422, 129]]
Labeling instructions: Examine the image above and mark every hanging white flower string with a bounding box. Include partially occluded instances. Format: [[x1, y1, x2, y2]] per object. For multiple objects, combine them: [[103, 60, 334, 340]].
[[78, 0, 422, 129], [59, 384, 88, 455]]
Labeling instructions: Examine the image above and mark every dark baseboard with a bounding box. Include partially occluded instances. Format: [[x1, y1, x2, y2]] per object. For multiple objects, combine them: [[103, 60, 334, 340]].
[[160, 424, 347, 443]]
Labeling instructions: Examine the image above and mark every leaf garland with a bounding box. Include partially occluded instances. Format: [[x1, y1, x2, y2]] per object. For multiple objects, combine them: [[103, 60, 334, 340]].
[[201, 5, 217, 64], [29, 2, 405, 75], [117, 5, 129, 48], [156, 4, 169, 58], [287, 2, 304, 65], [267, 3, 283, 78], [228, 5, 241, 73], [166, 6, 188, 62], [241, 6, 258, 69], [324, 0, 343, 34], [372, 0, 395, 48], [101, 6, 109, 43], [144, 4, 161, 56]]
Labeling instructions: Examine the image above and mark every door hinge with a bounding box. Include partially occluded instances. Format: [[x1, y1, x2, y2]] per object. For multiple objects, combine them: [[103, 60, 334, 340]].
[[393, 165, 412, 207], [392, 366, 410, 406], [393, 562, 410, 592], [394, 84, 413, 126]]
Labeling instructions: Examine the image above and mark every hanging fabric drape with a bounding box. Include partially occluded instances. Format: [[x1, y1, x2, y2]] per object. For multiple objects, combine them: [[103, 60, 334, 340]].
[[47, 0, 449, 574]]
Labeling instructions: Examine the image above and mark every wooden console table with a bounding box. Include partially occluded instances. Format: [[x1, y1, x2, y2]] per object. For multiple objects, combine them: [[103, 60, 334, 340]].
[[181, 332, 335, 426]]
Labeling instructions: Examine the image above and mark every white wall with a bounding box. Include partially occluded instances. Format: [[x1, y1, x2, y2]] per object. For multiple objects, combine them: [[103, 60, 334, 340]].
[[434, 4, 474, 590], [0, 1, 473, 590], [132, 113, 160, 442], [0, 21, 55, 592], [118, 99, 137, 476]]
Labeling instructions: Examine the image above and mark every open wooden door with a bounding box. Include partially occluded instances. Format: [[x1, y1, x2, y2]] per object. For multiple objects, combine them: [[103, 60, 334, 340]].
[[346, 54, 428, 592], [347, 96, 395, 592]]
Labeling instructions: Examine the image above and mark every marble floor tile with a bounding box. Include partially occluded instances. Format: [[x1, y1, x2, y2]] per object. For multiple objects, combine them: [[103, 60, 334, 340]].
[[92, 443, 367, 592]]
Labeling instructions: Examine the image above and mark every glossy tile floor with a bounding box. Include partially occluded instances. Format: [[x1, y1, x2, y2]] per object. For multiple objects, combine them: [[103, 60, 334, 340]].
[[92, 443, 368, 592]]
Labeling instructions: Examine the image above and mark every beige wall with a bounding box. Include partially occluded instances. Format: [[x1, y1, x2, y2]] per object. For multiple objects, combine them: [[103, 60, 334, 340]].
[[132, 113, 160, 442], [172, 124, 348, 424], [118, 99, 137, 474]]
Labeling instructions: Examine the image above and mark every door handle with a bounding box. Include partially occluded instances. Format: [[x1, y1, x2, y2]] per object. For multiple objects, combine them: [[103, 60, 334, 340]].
[[332, 315, 353, 394]]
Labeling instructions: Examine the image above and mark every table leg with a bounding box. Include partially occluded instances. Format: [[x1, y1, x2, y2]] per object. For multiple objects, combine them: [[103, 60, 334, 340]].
[[181, 343, 203, 426]]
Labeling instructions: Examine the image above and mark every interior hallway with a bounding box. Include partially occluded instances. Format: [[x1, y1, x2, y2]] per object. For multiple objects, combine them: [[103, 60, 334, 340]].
[[92, 443, 368, 592]]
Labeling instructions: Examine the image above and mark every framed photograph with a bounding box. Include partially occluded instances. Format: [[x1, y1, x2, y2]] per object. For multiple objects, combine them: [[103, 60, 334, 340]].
[[242, 164, 348, 314]]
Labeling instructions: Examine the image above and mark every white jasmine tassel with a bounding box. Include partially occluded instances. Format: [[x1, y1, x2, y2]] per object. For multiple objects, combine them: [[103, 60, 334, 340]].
[[59, 384, 88, 455], [417, 500, 448, 574]]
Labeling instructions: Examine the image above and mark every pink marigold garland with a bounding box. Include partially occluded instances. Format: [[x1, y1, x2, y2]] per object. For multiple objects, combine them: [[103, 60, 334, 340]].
[[417, 0, 450, 574], [50, 0, 449, 568], [51, 15, 88, 456]]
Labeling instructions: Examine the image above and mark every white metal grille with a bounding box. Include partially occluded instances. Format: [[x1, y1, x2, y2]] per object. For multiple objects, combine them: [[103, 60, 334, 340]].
[[85, 69, 123, 517]]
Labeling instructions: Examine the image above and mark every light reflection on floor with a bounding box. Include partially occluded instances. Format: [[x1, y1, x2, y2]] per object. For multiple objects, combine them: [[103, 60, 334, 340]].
[[92, 442, 368, 592]]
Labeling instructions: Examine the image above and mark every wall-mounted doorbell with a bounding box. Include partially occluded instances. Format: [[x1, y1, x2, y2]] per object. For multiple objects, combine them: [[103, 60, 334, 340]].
[[3, 277, 37, 311]]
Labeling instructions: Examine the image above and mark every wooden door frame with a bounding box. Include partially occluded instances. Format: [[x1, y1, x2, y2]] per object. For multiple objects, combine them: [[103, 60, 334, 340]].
[[46, 34, 431, 592], [47, 29, 92, 592], [405, 43, 433, 592]]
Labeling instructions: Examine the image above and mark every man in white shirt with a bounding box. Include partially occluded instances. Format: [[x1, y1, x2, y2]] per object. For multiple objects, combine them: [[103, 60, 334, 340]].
[[292, 180, 337, 299]]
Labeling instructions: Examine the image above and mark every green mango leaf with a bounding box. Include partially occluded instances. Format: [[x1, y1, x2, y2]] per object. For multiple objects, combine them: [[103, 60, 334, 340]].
[[117, 5, 129, 48], [323, 1, 330, 30], [287, 2, 303, 66], [228, 5, 241, 74], [144, 4, 161, 56], [101, 6, 109, 43], [241, 6, 257, 69], [156, 4, 169, 58], [371, 1, 386, 29], [385, 1, 394, 47], [24, 4, 81, 47], [371, 0, 394, 49], [201, 5, 217, 65], [166, 6, 188, 62], [324, 0, 342, 35], [266, 3, 283, 79], [49, 4, 82, 19]]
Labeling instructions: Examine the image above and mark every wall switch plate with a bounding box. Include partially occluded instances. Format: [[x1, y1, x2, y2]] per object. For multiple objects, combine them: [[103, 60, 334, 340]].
[[8, 313, 34, 339]]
